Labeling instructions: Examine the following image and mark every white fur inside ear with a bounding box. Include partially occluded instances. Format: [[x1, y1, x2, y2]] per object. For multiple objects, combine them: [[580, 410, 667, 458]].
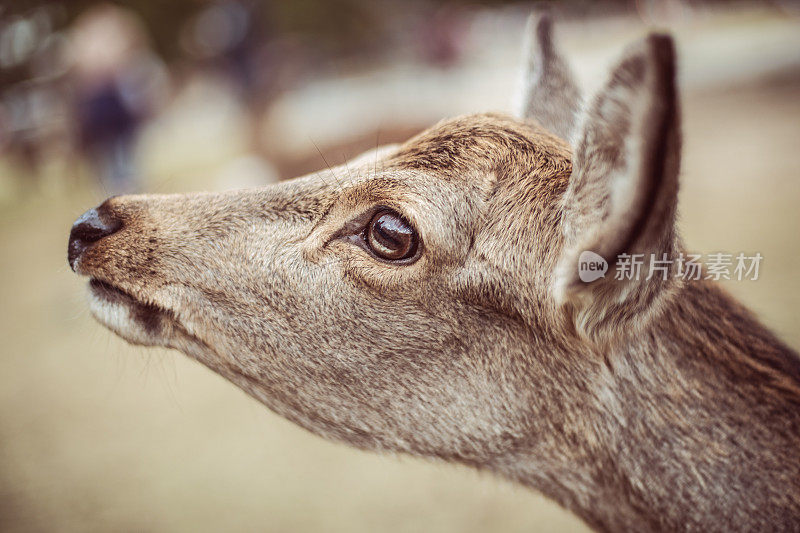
[[514, 11, 582, 141], [606, 64, 657, 238], [513, 13, 544, 119], [552, 33, 679, 313], [552, 231, 602, 305]]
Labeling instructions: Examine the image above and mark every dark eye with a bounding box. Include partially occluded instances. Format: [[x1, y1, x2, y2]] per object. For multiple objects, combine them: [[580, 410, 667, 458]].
[[365, 209, 419, 261]]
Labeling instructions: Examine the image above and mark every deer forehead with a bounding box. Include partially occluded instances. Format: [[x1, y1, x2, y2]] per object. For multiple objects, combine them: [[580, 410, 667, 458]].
[[375, 115, 569, 239], [302, 113, 572, 269], [387, 113, 571, 178]]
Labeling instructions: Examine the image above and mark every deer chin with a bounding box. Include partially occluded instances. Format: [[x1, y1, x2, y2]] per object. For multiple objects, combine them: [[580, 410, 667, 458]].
[[87, 278, 178, 347]]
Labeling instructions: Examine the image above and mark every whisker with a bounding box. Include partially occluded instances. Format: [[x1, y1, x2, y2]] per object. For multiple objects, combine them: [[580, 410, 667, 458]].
[[310, 138, 346, 195]]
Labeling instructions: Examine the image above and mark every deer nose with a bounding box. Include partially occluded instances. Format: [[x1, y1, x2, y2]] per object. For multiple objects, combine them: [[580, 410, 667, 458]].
[[68, 204, 122, 271]]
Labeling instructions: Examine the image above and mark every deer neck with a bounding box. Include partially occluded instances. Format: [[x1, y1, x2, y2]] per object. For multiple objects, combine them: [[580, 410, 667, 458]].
[[492, 280, 800, 532]]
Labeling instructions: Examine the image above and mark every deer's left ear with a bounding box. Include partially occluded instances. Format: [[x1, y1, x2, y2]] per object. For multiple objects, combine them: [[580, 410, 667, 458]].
[[553, 34, 681, 309], [515, 11, 582, 141]]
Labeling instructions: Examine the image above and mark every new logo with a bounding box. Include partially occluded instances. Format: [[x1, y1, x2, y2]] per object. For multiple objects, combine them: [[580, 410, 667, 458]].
[[578, 251, 608, 283]]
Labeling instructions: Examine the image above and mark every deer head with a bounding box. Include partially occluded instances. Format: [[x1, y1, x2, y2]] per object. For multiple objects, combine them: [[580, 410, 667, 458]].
[[68, 13, 800, 532]]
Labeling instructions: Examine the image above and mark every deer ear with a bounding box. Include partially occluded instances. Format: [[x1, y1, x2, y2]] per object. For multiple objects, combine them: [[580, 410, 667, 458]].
[[553, 34, 681, 306], [515, 11, 582, 141]]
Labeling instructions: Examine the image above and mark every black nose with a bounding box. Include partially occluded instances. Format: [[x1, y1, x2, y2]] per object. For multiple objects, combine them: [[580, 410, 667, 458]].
[[68, 204, 122, 271]]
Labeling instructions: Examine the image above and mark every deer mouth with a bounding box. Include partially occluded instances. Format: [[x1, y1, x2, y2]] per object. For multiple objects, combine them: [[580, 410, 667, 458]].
[[87, 278, 177, 346]]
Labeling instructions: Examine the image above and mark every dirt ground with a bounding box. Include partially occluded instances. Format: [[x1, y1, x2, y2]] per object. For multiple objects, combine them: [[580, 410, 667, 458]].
[[1, 66, 799, 533]]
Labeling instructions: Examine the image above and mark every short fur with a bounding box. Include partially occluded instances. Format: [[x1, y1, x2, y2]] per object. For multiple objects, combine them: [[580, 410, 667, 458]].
[[68, 15, 800, 532]]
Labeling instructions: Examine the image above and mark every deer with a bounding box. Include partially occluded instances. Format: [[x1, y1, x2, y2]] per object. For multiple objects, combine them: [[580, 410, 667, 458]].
[[67, 12, 800, 532]]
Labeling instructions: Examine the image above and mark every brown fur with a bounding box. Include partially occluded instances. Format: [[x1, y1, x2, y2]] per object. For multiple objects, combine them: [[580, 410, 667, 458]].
[[68, 15, 800, 533]]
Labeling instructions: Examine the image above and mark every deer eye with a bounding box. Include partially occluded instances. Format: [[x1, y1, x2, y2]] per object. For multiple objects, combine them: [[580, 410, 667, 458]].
[[365, 209, 419, 261]]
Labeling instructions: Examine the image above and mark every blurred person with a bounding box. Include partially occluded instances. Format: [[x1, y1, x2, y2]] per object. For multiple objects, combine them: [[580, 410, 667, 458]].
[[189, 0, 265, 99], [181, 0, 285, 154], [66, 4, 167, 194]]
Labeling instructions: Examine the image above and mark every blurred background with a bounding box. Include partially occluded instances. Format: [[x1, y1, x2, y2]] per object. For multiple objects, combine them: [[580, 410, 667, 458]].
[[1, 0, 799, 531]]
